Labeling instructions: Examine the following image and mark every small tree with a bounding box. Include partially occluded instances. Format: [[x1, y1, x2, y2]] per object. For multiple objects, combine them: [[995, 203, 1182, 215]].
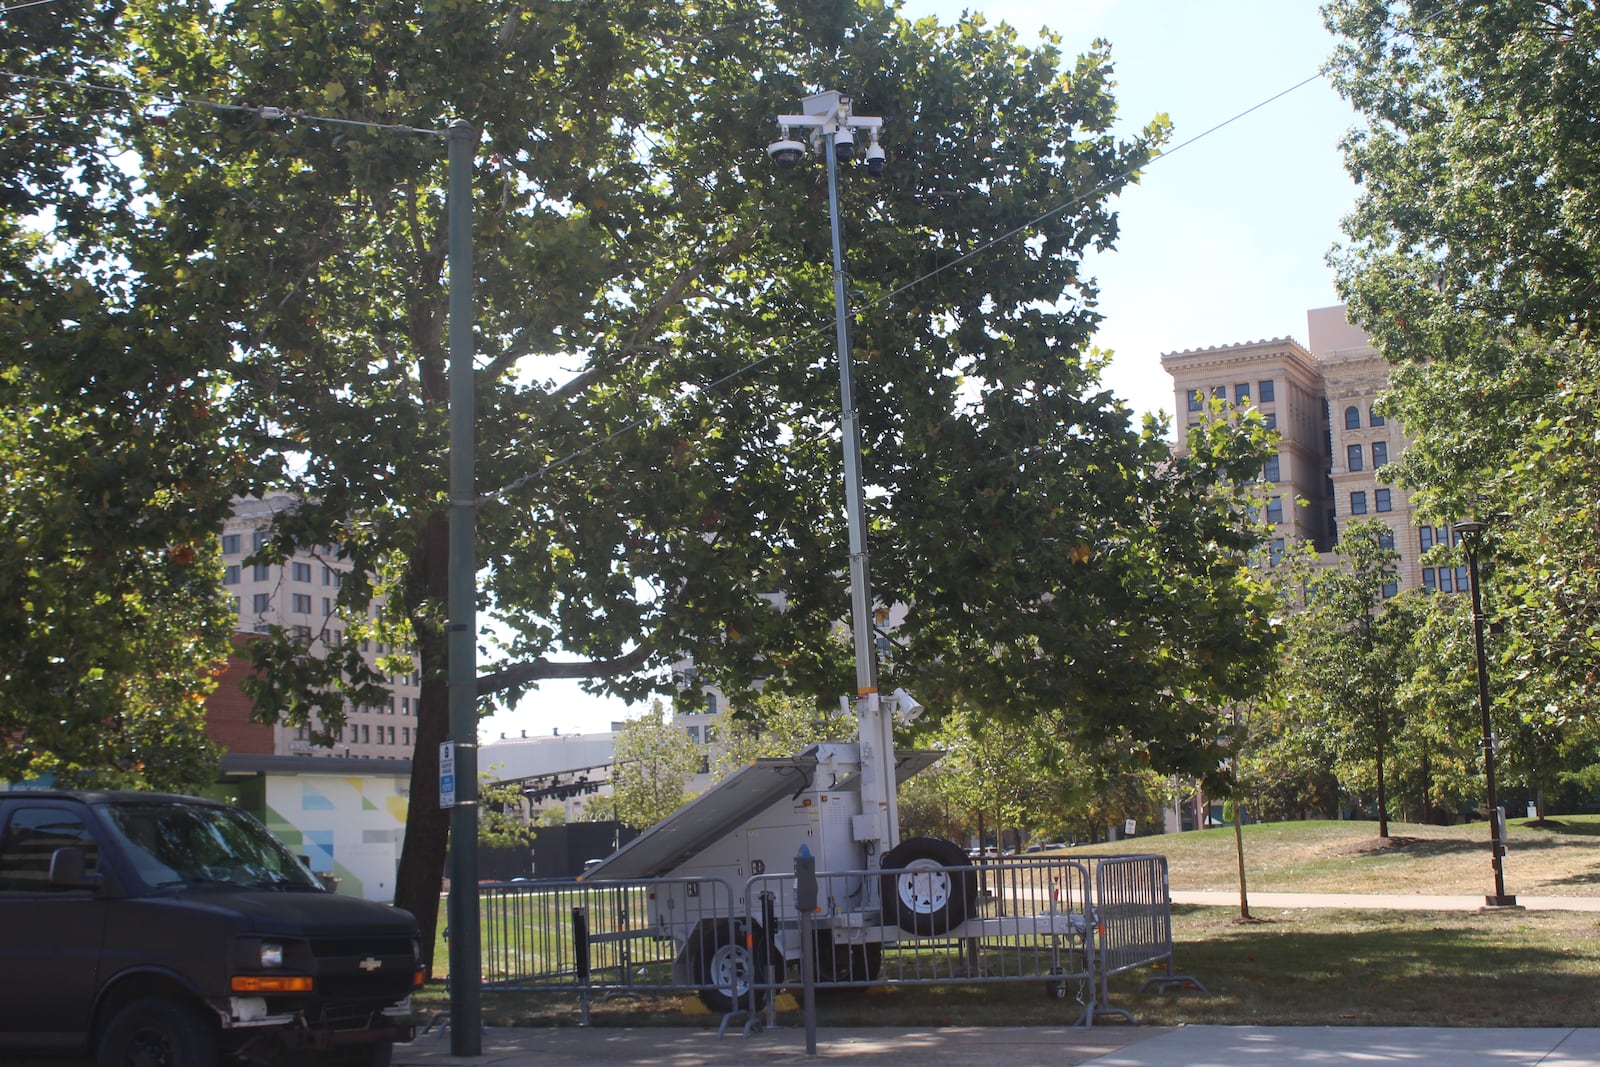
[[608, 701, 701, 829]]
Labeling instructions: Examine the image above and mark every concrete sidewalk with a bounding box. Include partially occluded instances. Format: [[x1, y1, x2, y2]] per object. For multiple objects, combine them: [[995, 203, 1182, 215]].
[[395, 1025, 1600, 1066], [1170, 890, 1600, 911]]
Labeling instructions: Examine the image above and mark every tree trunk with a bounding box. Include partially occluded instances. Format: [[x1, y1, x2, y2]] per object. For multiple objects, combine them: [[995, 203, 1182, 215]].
[[393, 510, 452, 977], [1375, 730, 1390, 839], [1232, 799, 1251, 921]]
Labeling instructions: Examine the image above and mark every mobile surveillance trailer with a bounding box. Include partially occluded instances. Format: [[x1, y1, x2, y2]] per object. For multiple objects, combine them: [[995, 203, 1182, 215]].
[[579, 691, 982, 1011]]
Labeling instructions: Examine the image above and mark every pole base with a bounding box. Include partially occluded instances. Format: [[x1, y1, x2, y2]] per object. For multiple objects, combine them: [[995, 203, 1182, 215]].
[[1482, 895, 1521, 910]]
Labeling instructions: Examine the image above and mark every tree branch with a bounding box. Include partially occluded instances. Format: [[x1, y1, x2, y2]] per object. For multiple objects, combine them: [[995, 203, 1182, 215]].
[[475, 642, 655, 697]]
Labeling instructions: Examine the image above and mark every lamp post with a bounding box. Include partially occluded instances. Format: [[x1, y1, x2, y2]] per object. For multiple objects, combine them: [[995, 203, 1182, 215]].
[[768, 92, 900, 850], [1451, 519, 1516, 908]]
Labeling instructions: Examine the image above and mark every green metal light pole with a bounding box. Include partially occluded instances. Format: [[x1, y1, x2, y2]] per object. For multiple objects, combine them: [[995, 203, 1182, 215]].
[[444, 117, 483, 1055], [1452, 519, 1516, 909]]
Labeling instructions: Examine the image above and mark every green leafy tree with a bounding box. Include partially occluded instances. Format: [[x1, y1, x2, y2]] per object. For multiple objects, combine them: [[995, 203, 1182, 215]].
[[0, 0, 243, 789], [1325, 0, 1600, 810], [608, 701, 700, 830], [1283, 519, 1402, 837]]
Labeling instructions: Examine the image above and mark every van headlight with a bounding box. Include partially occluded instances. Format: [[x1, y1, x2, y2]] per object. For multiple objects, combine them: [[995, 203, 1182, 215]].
[[259, 942, 284, 968]]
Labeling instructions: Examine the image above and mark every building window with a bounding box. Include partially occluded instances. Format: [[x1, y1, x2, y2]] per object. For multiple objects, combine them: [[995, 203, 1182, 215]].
[[222, 533, 241, 555], [1423, 568, 1437, 592], [1370, 407, 1386, 427], [252, 531, 270, 551], [292, 593, 312, 614], [1378, 527, 1396, 551], [401, 697, 411, 716], [1347, 444, 1364, 472], [228, 596, 239, 614], [1258, 379, 1275, 403], [322, 597, 332, 616], [706, 693, 720, 715], [1212, 385, 1226, 401], [1437, 567, 1454, 593], [252, 593, 270, 614], [223, 565, 240, 586], [1269, 538, 1286, 566], [292, 562, 312, 582], [1350, 491, 1368, 515], [1265, 496, 1284, 524], [1375, 488, 1393, 513], [402, 727, 411, 746], [1187, 389, 1203, 412], [1234, 382, 1251, 404], [1263, 412, 1277, 431], [252, 563, 271, 581], [1372, 441, 1388, 467], [1344, 405, 1361, 430], [1262, 454, 1281, 482], [1382, 579, 1399, 599], [361, 725, 370, 743]]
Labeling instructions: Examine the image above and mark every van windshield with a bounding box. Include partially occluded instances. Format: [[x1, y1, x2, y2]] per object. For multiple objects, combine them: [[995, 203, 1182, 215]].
[[100, 800, 324, 891]]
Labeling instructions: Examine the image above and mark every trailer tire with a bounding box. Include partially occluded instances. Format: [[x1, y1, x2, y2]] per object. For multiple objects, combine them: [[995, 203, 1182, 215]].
[[812, 929, 883, 985], [880, 837, 976, 936], [690, 920, 769, 1014]]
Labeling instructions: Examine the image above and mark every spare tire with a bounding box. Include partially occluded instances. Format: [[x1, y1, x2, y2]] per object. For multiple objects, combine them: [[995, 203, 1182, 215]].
[[880, 837, 976, 936]]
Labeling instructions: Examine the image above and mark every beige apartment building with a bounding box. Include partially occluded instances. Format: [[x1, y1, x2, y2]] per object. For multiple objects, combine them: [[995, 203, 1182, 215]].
[[1162, 305, 1468, 594], [220, 495, 422, 760]]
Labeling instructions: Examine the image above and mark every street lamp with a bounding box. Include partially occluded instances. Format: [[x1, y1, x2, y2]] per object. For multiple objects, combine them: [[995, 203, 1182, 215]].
[[768, 92, 899, 848], [1451, 519, 1517, 908]]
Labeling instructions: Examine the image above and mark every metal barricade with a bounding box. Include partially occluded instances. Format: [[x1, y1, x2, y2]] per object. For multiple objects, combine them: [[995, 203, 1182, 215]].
[[476, 875, 740, 1023], [1080, 854, 1204, 1024], [740, 857, 1096, 1024], [470, 854, 1201, 1031]]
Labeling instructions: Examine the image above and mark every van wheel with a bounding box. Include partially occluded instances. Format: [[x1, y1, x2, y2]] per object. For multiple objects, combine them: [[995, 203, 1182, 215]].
[[690, 920, 768, 1014], [880, 837, 976, 936], [96, 996, 218, 1067]]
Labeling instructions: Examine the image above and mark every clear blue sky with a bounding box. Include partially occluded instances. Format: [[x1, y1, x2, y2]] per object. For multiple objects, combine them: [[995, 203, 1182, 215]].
[[484, 0, 1362, 742]]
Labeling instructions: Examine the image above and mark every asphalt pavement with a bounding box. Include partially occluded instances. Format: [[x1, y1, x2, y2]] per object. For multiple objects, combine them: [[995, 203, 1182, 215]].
[[395, 1024, 1600, 1066]]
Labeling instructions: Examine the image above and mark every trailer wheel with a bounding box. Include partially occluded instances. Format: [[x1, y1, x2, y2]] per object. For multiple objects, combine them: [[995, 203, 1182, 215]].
[[880, 837, 976, 936], [812, 929, 883, 985], [690, 920, 768, 1014]]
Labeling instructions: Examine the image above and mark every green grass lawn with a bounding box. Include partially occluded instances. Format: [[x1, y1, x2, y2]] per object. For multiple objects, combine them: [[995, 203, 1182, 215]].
[[421, 817, 1600, 1028]]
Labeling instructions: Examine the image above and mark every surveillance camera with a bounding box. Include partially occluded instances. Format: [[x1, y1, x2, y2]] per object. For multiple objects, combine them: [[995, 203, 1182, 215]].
[[833, 127, 856, 163], [768, 137, 806, 168], [890, 687, 925, 725], [864, 141, 886, 176]]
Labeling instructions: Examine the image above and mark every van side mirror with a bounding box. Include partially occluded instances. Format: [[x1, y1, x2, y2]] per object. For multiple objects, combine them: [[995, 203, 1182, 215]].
[[49, 846, 101, 889]]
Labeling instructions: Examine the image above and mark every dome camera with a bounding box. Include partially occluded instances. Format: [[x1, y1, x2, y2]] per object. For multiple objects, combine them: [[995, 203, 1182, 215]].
[[863, 141, 887, 177], [768, 137, 806, 168], [833, 127, 856, 163]]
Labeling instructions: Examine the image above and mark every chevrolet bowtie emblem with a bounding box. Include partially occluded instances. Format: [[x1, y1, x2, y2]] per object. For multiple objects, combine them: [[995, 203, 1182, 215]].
[[359, 957, 382, 972]]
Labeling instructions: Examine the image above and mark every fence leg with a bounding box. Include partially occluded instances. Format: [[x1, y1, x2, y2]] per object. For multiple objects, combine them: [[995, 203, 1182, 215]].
[[572, 906, 592, 1026]]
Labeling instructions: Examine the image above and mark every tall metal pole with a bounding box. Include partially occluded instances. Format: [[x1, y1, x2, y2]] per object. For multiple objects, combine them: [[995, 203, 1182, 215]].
[[823, 128, 896, 851], [445, 118, 483, 1054], [1456, 521, 1515, 908]]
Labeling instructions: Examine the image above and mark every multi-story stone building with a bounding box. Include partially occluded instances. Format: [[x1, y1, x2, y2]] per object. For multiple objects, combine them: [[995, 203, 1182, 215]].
[[1162, 305, 1467, 594], [219, 495, 422, 760]]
